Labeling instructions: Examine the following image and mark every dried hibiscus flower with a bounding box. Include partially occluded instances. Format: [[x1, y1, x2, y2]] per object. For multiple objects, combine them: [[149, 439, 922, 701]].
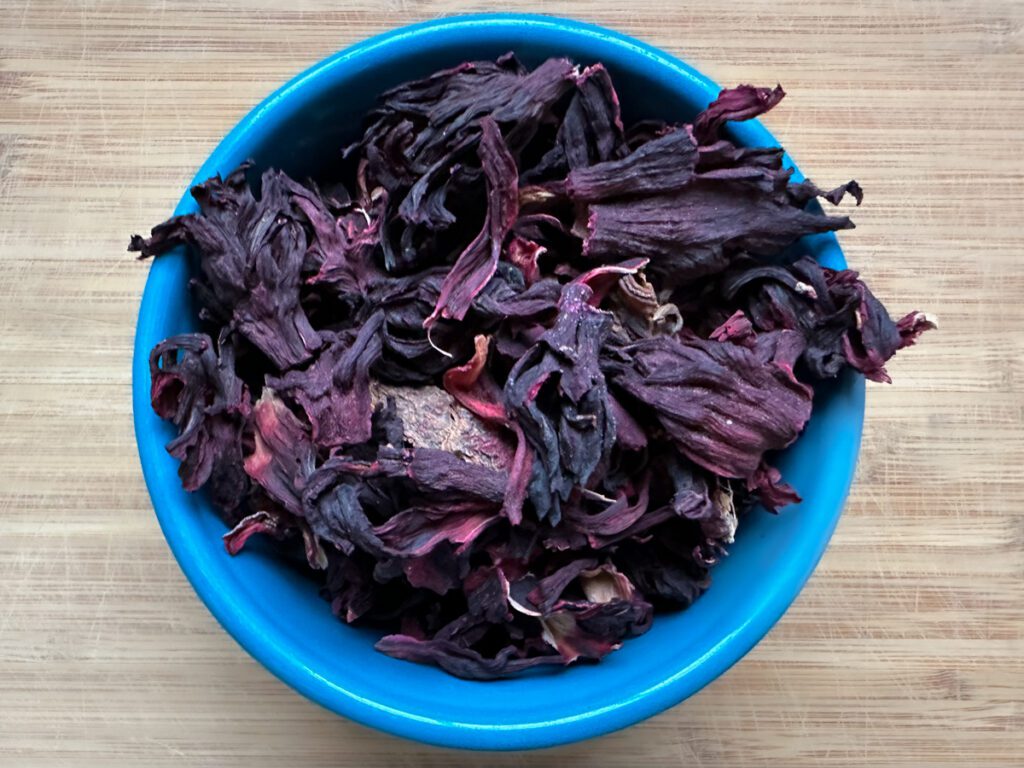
[[132, 56, 933, 679]]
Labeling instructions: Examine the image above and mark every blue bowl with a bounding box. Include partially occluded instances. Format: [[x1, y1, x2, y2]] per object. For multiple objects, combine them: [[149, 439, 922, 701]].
[[133, 14, 865, 751]]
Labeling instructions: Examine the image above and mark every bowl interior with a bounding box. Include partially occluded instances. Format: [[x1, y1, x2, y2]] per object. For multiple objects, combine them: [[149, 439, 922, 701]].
[[133, 15, 864, 751]]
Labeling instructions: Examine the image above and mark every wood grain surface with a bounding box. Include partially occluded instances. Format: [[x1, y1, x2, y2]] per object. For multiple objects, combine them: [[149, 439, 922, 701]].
[[1, 1, 1022, 765]]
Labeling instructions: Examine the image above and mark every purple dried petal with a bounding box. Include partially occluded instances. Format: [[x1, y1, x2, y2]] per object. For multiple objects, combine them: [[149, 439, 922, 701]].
[[297, 185, 385, 293], [564, 476, 652, 547], [426, 118, 519, 327], [360, 56, 574, 187], [318, 453, 504, 514], [267, 312, 384, 449], [472, 269, 561, 324], [375, 634, 564, 680], [527, 559, 599, 613], [832, 269, 936, 383], [608, 393, 647, 451], [692, 84, 786, 144], [524, 63, 626, 181], [149, 332, 250, 511], [243, 388, 316, 515], [710, 309, 757, 347], [358, 57, 575, 273], [716, 256, 934, 381], [504, 282, 617, 523], [566, 128, 697, 202], [609, 331, 813, 480], [303, 478, 384, 557], [223, 510, 285, 555], [396, 543, 465, 594], [540, 592, 652, 663], [896, 311, 937, 349], [131, 169, 322, 369], [572, 257, 649, 306], [748, 462, 801, 512], [617, 521, 711, 608], [323, 552, 376, 623], [375, 503, 497, 559], [505, 235, 545, 285], [583, 179, 854, 285], [697, 140, 784, 173], [465, 565, 512, 623]]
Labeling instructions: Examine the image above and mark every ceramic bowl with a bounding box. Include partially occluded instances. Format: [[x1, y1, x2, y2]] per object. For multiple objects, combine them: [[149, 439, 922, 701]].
[[133, 13, 864, 751]]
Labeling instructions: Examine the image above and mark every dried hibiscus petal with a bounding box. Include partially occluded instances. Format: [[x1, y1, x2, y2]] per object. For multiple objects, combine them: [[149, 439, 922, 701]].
[[565, 128, 698, 202], [693, 84, 786, 145], [374, 634, 564, 680], [504, 281, 617, 524], [607, 330, 813, 481], [266, 312, 384, 449], [243, 388, 316, 515], [713, 255, 937, 382], [132, 168, 322, 369], [149, 331, 250, 512], [582, 179, 855, 284], [425, 118, 519, 327], [524, 63, 626, 181]]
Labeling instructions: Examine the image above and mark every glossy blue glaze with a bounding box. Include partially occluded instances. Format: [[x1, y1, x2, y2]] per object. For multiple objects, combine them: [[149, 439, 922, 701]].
[[132, 14, 865, 751]]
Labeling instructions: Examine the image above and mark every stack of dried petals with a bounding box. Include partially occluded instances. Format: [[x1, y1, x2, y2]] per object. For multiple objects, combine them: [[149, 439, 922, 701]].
[[132, 55, 932, 679]]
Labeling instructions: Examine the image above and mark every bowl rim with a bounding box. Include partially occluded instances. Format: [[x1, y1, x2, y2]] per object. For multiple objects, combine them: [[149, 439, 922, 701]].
[[133, 12, 865, 751]]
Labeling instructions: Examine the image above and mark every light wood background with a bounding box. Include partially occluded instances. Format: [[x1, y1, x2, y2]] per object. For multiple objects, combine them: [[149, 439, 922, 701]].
[[1, 1, 1022, 765]]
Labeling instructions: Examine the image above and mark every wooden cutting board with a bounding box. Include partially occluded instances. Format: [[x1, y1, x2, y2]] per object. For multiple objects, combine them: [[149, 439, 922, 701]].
[[1, 1, 1021, 765]]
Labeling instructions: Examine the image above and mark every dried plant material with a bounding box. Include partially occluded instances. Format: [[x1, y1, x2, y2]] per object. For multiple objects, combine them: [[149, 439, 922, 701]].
[[133, 56, 931, 679]]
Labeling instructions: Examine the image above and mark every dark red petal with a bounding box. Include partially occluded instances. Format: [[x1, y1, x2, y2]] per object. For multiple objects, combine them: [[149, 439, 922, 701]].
[[426, 118, 519, 327], [692, 84, 786, 144]]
